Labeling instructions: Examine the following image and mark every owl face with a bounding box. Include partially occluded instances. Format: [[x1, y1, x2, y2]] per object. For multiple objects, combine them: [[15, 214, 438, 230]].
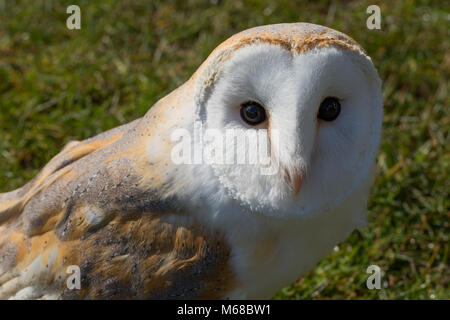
[[188, 25, 382, 218]]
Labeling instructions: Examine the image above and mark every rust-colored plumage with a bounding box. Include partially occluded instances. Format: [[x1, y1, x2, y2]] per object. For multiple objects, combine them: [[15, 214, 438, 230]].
[[0, 119, 234, 299]]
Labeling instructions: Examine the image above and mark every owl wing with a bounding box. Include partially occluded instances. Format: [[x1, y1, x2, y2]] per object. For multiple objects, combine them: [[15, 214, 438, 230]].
[[0, 115, 234, 300]]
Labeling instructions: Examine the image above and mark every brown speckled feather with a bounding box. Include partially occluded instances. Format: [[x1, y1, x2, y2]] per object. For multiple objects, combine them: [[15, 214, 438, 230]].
[[0, 108, 233, 299]]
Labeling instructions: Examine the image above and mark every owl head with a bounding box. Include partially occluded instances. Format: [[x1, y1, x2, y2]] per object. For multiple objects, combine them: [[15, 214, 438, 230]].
[[169, 23, 382, 219]]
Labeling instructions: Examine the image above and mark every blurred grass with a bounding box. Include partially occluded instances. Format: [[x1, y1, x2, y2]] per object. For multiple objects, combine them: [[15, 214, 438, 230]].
[[0, 0, 448, 299]]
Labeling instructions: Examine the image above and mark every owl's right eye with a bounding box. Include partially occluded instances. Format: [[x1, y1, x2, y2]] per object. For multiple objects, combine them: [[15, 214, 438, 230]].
[[240, 101, 267, 126]]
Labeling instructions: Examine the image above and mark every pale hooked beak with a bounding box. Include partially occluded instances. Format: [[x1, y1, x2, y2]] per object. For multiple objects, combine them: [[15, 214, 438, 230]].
[[285, 168, 303, 195]]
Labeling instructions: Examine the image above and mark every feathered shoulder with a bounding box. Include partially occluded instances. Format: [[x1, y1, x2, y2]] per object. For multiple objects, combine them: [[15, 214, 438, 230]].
[[0, 93, 233, 298]]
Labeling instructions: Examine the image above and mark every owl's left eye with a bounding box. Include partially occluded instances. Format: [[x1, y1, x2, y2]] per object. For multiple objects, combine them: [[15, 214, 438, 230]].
[[317, 97, 341, 121], [240, 101, 267, 126]]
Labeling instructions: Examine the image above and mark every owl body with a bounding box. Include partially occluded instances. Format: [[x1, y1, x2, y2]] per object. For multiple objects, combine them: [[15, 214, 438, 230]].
[[0, 23, 382, 299]]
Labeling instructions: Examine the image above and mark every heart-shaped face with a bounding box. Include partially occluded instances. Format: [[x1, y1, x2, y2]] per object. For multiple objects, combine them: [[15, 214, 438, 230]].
[[191, 25, 382, 218]]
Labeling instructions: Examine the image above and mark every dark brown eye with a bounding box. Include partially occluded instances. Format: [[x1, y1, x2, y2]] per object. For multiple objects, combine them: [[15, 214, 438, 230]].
[[240, 101, 266, 126], [318, 97, 341, 121]]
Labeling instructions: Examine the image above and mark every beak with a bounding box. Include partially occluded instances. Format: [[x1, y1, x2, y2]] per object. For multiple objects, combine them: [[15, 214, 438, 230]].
[[285, 168, 302, 195]]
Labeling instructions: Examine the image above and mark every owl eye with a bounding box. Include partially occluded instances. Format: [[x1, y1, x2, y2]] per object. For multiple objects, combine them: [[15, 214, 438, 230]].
[[240, 101, 267, 126], [318, 97, 341, 121]]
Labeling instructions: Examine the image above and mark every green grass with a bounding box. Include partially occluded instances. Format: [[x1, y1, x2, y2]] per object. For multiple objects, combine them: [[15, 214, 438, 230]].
[[0, 0, 448, 299]]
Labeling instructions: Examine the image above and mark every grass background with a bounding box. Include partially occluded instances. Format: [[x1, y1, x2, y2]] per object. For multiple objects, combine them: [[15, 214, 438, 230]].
[[0, 0, 448, 299]]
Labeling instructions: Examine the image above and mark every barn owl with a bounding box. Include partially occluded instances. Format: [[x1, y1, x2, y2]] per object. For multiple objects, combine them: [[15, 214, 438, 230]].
[[0, 23, 382, 300]]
